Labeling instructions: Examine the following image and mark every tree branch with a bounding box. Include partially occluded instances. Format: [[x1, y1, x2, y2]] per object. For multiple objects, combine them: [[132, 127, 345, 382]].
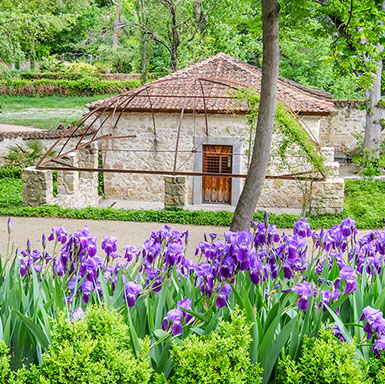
[[118, 22, 172, 53]]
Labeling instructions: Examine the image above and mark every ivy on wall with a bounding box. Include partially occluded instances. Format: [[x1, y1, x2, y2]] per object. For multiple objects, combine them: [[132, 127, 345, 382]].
[[232, 88, 326, 175]]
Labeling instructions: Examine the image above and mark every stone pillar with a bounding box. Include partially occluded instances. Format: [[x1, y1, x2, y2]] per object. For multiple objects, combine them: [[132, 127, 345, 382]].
[[310, 146, 344, 215], [78, 142, 99, 208], [22, 167, 53, 207], [56, 152, 79, 208], [164, 176, 188, 209]]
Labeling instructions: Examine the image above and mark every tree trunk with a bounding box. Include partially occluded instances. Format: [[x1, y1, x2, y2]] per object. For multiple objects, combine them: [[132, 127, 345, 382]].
[[363, 56, 383, 158], [141, 36, 149, 83], [168, 1, 179, 71], [113, 0, 121, 48], [363, 0, 385, 157], [230, 0, 280, 231]]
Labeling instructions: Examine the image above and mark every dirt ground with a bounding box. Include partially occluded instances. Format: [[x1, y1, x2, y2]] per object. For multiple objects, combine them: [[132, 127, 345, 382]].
[[0, 217, 229, 259], [0, 216, 375, 260]]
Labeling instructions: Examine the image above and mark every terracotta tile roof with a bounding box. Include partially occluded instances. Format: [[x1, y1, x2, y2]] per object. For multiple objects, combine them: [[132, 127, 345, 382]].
[[87, 53, 335, 115]]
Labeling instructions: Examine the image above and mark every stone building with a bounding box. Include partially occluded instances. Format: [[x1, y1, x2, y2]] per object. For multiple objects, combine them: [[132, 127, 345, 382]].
[[79, 53, 343, 214]]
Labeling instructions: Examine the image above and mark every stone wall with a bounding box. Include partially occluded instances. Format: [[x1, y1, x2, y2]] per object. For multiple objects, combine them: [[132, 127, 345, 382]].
[[0, 127, 97, 166], [164, 177, 188, 209], [96, 111, 343, 214], [320, 100, 366, 153], [22, 142, 99, 209], [257, 147, 344, 215]]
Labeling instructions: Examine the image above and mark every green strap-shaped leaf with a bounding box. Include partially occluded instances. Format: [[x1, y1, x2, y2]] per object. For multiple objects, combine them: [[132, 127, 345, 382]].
[[262, 315, 298, 384], [13, 310, 49, 350]]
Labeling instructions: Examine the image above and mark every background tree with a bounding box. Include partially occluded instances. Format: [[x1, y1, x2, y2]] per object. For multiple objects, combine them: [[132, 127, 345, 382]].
[[121, 0, 217, 71], [314, 0, 385, 157], [231, 0, 280, 231]]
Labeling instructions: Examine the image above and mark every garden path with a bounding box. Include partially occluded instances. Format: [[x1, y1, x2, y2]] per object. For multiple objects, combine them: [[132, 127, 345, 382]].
[[0, 216, 374, 260], [0, 124, 40, 132]]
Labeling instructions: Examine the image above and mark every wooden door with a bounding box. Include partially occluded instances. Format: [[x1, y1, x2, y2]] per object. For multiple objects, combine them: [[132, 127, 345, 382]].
[[202, 145, 232, 204]]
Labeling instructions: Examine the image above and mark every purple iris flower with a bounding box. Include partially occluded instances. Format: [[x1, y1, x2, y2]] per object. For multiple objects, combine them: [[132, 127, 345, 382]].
[[124, 281, 143, 307], [374, 336, 385, 357], [340, 217, 357, 238], [143, 239, 161, 265], [7, 217, 12, 236], [165, 243, 184, 266], [145, 267, 162, 293], [48, 226, 67, 244], [235, 231, 253, 247], [215, 283, 232, 308], [284, 282, 314, 311], [333, 326, 346, 342], [125, 245, 140, 262], [71, 307, 85, 322], [249, 251, 267, 285], [101, 236, 118, 256], [19, 256, 33, 277], [162, 308, 184, 335], [293, 218, 312, 238], [361, 306, 385, 340], [339, 266, 357, 294], [177, 298, 195, 324]]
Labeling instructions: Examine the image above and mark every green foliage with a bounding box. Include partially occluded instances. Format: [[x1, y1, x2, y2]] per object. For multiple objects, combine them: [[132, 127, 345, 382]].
[[275, 103, 325, 174], [1, 172, 385, 229], [65, 62, 97, 74], [16, 305, 153, 384], [278, 329, 363, 384], [39, 57, 66, 73], [3, 140, 51, 168], [170, 308, 262, 384], [0, 65, 12, 82], [98, 45, 136, 73], [20, 72, 94, 80], [0, 94, 117, 130], [0, 166, 22, 179], [0, 77, 141, 96], [0, 178, 23, 208], [234, 88, 325, 174], [349, 133, 385, 176], [0, 340, 12, 383], [362, 352, 385, 384], [344, 179, 385, 228]]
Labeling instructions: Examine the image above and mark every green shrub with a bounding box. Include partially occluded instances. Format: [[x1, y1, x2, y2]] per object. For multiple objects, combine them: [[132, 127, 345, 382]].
[[0, 340, 12, 383], [278, 329, 363, 384], [15, 305, 152, 384], [0, 178, 22, 208], [0, 78, 141, 96], [65, 62, 97, 75], [3, 140, 50, 168], [0, 166, 22, 179], [170, 308, 262, 384], [362, 352, 385, 384], [20, 72, 94, 81]]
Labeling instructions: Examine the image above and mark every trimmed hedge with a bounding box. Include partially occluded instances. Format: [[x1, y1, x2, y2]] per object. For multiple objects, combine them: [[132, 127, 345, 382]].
[[19, 72, 95, 81], [0, 77, 141, 96], [0, 167, 22, 180]]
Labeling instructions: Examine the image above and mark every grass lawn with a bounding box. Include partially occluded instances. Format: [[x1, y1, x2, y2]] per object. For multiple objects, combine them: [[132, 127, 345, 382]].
[[344, 179, 385, 228], [0, 94, 117, 130], [0, 176, 383, 229]]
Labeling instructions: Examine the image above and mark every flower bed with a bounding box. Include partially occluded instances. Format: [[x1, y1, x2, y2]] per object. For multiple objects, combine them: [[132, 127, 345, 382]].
[[3, 215, 385, 382]]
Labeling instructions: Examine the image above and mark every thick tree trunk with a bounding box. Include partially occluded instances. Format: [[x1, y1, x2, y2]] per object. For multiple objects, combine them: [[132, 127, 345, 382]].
[[363, 56, 383, 158], [169, 2, 180, 72], [363, 0, 385, 157], [113, 0, 121, 48], [141, 36, 149, 83], [230, 0, 280, 231]]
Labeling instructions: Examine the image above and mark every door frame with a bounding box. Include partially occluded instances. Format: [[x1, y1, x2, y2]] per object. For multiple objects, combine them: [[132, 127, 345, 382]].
[[193, 136, 242, 206]]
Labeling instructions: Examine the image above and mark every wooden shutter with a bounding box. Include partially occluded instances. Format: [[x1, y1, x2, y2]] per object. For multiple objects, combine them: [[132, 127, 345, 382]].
[[202, 145, 232, 204]]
